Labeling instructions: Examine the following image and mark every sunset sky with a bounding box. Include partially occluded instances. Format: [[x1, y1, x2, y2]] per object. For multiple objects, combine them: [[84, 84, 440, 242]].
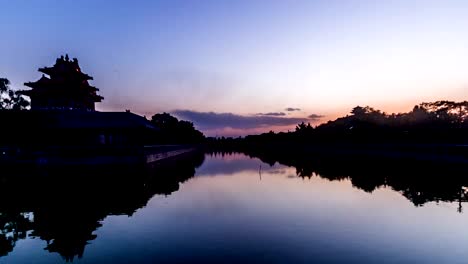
[[1, 0, 467, 136]]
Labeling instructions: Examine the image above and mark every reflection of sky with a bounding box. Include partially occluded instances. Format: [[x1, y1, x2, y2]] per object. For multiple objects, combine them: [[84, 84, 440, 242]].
[[4, 153, 468, 263], [196, 153, 283, 177], [1, 1, 468, 135]]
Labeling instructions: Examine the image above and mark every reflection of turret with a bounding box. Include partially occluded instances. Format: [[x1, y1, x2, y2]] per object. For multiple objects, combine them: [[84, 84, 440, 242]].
[[0, 150, 204, 261], [32, 210, 100, 262]]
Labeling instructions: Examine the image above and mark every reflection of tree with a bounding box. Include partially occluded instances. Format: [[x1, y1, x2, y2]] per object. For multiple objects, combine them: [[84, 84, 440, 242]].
[[31, 210, 101, 262], [0, 212, 33, 257], [0, 150, 204, 261], [212, 149, 468, 211]]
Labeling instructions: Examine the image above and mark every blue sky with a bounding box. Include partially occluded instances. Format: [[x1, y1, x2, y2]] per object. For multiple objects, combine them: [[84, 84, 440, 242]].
[[1, 0, 467, 135]]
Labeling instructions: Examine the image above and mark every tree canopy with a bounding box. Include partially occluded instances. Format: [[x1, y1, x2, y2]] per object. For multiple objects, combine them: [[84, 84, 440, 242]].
[[0, 78, 29, 111], [150, 112, 205, 144], [211, 100, 468, 145]]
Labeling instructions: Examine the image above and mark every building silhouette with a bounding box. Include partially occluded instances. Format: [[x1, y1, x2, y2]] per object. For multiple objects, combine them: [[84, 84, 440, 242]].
[[1, 55, 159, 152], [20, 55, 103, 111]]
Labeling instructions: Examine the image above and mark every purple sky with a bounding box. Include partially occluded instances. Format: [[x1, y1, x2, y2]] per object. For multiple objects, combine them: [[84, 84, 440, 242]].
[[1, 0, 467, 135]]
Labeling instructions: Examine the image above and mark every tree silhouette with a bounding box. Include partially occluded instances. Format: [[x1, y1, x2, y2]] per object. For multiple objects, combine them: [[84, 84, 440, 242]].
[[209, 100, 468, 151], [150, 112, 205, 144], [0, 78, 30, 110], [351, 106, 370, 116], [419, 101, 468, 125]]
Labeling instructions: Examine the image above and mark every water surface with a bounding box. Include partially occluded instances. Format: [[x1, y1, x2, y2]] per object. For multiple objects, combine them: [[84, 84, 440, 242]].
[[2, 152, 468, 263]]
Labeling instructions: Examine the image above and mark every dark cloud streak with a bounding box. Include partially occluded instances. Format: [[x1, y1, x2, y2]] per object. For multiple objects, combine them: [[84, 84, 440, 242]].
[[173, 110, 323, 130], [308, 114, 324, 119], [256, 112, 286, 116], [285, 107, 301, 112]]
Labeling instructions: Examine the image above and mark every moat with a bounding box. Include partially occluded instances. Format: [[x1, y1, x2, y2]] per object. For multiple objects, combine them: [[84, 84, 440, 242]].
[[1, 152, 468, 264]]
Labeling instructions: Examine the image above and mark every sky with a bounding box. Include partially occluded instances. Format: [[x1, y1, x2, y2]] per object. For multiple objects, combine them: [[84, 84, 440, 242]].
[[1, 0, 467, 136]]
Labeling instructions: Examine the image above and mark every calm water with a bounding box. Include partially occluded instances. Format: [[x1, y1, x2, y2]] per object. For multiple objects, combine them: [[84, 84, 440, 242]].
[[2, 152, 468, 263]]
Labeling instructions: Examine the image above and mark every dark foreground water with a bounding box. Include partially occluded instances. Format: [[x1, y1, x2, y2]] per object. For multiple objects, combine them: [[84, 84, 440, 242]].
[[1, 152, 468, 263]]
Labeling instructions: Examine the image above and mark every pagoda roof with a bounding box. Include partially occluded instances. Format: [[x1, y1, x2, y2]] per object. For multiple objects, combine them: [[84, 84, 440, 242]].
[[24, 75, 51, 89], [39, 66, 93, 81], [18, 88, 104, 102], [23, 75, 100, 92], [22, 55, 105, 107]]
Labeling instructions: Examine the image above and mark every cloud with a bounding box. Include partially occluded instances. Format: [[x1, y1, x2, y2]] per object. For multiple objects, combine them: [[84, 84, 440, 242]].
[[173, 110, 311, 130], [256, 112, 286, 116], [285, 107, 301, 112], [308, 114, 324, 119], [172, 110, 325, 136]]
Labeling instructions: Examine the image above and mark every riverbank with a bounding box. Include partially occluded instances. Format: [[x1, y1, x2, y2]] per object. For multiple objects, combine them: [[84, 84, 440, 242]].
[[0, 144, 199, 166], [206, 142, 468, 165]]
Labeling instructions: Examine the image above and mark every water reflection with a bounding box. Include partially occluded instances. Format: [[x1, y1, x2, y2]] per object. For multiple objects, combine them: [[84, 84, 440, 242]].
[[0, 151, 204, 261], [206, 150, 468, 211], [1, 151, 468, 263]]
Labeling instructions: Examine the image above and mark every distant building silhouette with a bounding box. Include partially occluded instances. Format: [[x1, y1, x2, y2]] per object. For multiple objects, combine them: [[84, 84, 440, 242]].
[[0, 54, 200, 164], [1, 55, 160, 150], [20, 55, 103, 111]]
